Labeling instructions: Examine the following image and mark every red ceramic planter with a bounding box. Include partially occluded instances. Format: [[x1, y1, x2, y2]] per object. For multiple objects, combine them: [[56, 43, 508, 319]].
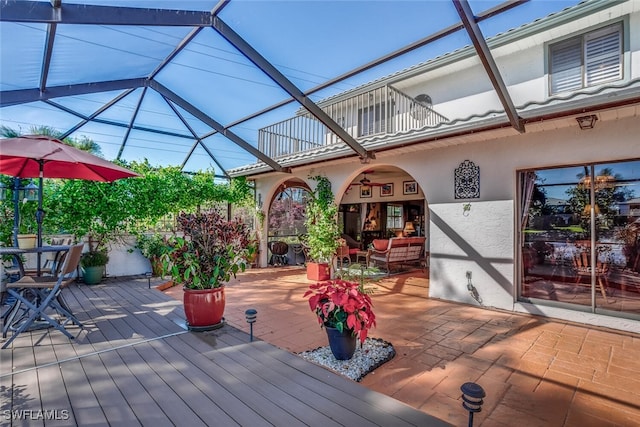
[[183, 286, 225, 330], [306, 262, 330, 281]]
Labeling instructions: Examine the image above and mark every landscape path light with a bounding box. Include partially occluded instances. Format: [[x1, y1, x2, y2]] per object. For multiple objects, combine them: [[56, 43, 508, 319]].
[[461, 382, 486, 427], [245, 308, 257, 342]]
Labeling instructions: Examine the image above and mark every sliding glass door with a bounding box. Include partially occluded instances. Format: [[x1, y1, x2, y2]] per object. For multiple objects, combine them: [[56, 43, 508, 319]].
[[519, 159, 640, 316]]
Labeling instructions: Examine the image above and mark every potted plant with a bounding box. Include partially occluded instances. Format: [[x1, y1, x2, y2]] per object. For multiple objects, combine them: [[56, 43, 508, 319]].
[[16, 193, 38, 249], [135, 232, 168, 276], [304, 279, 376, 360], [161, 209, 256, 331], [303, 176, 341, 280], [80, 250, 109, 285]]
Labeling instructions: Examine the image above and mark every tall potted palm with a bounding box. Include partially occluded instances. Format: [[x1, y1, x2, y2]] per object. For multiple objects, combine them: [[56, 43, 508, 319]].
[[303, 176, 341, 281], [161, 209, 256, 331]]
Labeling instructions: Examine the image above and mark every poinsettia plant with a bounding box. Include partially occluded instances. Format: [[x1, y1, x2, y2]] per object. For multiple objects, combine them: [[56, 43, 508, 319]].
[[304, 279, 376, 343]]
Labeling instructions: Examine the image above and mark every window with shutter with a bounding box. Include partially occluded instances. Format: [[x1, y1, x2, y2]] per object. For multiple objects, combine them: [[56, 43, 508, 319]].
[[549, 23, 622, 95], [585, 25, 622, 86]]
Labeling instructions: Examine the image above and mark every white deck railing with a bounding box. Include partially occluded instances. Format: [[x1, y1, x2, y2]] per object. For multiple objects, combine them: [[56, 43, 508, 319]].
[[258, 85, 448, 159]]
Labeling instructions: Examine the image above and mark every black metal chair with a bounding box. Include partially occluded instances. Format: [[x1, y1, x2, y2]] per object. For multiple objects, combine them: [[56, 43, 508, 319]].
[[269, 241, 289, 266], [2, 244, 84, 349]]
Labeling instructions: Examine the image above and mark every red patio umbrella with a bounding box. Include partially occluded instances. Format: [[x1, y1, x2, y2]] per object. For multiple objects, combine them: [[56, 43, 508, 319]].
[[0, 135, 140, 260], [0, 135, 139, 181]]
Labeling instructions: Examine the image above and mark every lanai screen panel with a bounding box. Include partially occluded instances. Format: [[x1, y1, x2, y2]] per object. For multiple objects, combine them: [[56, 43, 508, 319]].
[[0, 0, 582, 173]]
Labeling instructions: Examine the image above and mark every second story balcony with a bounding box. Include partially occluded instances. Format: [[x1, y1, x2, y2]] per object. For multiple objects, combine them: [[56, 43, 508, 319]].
[[258, 85, 448, 159]]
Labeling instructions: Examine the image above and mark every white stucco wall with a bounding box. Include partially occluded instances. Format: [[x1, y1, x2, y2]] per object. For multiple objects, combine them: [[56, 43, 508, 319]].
[[429, 201, 514, 310], [422, 114, 639, 332], [104, 236, 151, 278], [400, 1, 638, 122]]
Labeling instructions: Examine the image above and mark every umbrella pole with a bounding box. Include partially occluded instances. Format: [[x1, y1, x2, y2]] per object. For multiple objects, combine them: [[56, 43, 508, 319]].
[[35, 162, 45, 275], [12, 177, 20, 246]]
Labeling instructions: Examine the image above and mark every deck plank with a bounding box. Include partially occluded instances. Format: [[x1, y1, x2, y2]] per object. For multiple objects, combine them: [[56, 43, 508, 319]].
[[56, 358, 109, 426], [171, 334, 346, 427], [93, 349, 172, 427], [1, 277, 452, 427], [167, 332, 310, 426], [217, 333, 451, 427], [212, 334, 381, 427], [147, 337, 269, 427]]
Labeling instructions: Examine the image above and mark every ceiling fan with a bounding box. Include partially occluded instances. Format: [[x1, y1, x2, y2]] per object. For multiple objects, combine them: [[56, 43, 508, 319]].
[[348, 171, 385, 189]]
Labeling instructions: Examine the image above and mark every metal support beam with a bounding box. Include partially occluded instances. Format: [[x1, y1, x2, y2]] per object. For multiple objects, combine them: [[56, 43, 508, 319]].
[[150, 81, 287, 173], [147, 0, 229, 81], [218, 1, 527, 132], [211, 16, 374, 162], [453, 0, 525, 133], [60, 89, 137, 139], [117, 87, 147, 160], [39, 23, 57, 93], [43, 99, 194, 140], [0, 1, 216, 27], [42, 0, 62, 91], [162, 96, 230, 178], [0, 78, 147, 106]]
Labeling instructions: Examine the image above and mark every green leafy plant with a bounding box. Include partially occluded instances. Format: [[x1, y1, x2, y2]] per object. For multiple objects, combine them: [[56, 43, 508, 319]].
[[304, 279, 376, 343], [135, 232, 169, 276], [135, 233, 167, 259], [80, 250, 109, 267], [303, 176, 341, 263], [161, 209, 256, 290]]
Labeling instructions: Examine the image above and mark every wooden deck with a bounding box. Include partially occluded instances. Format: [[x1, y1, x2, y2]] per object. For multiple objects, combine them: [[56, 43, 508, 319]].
[[1, 276, 451, 426]]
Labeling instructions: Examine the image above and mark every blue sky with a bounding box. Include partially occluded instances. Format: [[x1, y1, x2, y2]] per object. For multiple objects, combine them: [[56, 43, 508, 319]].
[[0, 0, 582, 173]]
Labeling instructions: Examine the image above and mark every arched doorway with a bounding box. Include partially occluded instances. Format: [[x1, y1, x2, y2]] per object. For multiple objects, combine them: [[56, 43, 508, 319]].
[[337, 166, 427, 273], [267, 180, 311, 266]]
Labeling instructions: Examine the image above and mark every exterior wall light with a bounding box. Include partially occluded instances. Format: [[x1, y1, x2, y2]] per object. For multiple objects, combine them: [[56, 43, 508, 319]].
[[576, 114, 597, 130]]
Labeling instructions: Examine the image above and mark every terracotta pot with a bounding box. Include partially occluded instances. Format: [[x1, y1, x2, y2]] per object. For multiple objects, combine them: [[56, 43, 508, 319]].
[[183, 286, 225, 330], [306, 262, 330, 281], [325, 326, 357, 360], [150, 257, 163, 276]]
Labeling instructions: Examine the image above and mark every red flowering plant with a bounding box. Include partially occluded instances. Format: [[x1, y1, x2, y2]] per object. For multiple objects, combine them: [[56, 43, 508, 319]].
[[304, 280, 376, 343], [161, 209, 256, 290]]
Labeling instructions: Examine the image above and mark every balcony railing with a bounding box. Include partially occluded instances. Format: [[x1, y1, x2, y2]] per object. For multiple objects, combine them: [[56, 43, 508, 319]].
[[258, 85, 448, 159]]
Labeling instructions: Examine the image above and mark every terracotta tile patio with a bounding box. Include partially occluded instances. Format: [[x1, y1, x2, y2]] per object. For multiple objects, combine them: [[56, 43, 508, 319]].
[[164, 266, 640, 426]]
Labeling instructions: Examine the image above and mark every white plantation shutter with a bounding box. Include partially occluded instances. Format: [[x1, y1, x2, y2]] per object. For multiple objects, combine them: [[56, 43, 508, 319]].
[[585, 25, 622, 86], [549, 23, 622, 94], [550, 38, 582, 93]]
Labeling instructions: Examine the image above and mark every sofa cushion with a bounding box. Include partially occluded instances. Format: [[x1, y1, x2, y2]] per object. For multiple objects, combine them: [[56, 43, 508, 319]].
[[372, 239, 389, 251]]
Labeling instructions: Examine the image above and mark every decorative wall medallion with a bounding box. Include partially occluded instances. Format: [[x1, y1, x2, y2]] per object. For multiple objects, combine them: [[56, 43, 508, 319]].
[[454, 160, 480, 199]]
